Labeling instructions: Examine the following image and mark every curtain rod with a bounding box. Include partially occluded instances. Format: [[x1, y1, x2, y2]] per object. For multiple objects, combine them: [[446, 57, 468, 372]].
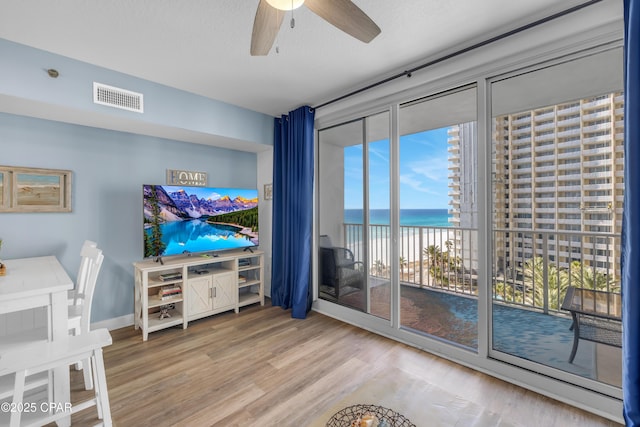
[[313, 0, 603, 110]]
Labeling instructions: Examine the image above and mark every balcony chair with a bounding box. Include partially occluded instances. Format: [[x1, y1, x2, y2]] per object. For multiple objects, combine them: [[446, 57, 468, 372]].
[[68, 244, 104, 390], [561, 286, 622, 363], [319, 235, 364, 300]]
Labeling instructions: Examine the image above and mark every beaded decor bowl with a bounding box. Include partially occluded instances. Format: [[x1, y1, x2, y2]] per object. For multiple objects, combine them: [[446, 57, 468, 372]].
[[325, 404, 416, 427]]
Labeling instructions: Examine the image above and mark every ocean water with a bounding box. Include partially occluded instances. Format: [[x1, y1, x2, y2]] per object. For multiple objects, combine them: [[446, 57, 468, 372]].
[[344, 209, 451, 227]]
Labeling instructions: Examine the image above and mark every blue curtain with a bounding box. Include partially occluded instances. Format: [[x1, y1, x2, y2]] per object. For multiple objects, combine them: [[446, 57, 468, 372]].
[[623, 0, 640, 424], [271, 105, 315, 319]]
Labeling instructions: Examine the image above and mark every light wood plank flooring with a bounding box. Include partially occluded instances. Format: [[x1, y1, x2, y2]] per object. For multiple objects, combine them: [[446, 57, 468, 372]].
[[65, 302, 621, 426]]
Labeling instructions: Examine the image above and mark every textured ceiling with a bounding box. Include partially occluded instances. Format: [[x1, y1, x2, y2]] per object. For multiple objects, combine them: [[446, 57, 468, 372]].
[[0, 0, 596, 117]]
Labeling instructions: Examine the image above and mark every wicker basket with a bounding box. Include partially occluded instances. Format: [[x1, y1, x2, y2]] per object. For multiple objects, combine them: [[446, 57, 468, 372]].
[[0, 263, 5, 276], [325, 404, 416, 427]]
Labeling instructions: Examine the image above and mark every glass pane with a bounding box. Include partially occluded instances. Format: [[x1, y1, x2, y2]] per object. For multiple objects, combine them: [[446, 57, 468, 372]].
[[318, 112, 391, 318], [318, 120, 366, 310], [366, 111, 391, 320], [491, 49, 623, 388], [398, 87, 478, 349]]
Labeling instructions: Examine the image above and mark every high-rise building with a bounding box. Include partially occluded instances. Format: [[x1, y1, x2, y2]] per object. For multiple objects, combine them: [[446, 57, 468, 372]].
[[448, 122, 477, 228], [447, 122, 478, 274], [448, 92, 624, 279]]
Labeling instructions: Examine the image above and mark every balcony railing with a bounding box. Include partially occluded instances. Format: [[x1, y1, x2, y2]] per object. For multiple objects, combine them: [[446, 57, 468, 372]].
[[342, 223, 621, 315]]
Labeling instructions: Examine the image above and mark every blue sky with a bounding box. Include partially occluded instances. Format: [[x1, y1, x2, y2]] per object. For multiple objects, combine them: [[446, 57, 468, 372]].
[[344, 127, 450, 210]]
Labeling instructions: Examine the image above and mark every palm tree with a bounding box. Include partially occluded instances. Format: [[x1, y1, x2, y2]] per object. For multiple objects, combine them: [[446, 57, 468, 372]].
[[442, 240, 461, 271], [372, 260, 387, 278], [493, 280, 526, 304], [519, 257, 619, 311], [423, 245, 441, 270], [521, 256, 568, 310], [399, 256, 408, 280], [567, 260, 619, 292]]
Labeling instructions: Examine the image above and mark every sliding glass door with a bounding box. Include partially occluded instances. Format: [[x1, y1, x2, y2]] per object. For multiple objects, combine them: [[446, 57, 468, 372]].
[[315, 19, 624, 413], [365, 112, 391, 319], [317, 111, 391, 319], [316, 50, 624, 392], [490, 47, 623, 390], [398, 87, 478, 348]]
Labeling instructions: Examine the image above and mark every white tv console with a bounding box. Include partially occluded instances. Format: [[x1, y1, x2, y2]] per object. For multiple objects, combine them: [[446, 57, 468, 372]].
[[133, 249, 264, 341]]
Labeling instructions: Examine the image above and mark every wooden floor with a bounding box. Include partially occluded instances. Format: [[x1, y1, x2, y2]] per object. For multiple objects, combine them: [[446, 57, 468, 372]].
[[66, 303, 621, 426]]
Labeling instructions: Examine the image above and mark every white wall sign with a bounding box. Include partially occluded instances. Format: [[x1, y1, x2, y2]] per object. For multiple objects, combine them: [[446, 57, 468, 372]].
[[166, 169, 208, 186]]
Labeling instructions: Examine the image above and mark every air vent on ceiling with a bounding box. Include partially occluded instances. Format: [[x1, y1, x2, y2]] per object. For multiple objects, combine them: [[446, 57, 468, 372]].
[[93, 82, 144, 113]]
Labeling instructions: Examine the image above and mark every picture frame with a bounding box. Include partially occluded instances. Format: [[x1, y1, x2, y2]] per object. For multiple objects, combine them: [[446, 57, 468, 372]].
[[0, 170, 6, 209], [264, 183, 273, 200], [0, 166, 72, 213]]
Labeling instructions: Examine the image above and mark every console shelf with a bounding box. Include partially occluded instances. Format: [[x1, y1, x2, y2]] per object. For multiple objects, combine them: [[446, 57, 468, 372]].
[[146, 307, 184, 331], [238, 292, 262, 308], [133, 250, 264, 340]]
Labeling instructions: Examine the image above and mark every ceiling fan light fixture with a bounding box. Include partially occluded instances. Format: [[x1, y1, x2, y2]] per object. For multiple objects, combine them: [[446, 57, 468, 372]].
[[266, 0, 304, 11], [251, 0, 381, 56]]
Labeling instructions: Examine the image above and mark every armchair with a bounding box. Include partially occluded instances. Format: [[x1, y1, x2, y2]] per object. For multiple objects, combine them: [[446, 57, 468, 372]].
[[319, 235, 364, 300]]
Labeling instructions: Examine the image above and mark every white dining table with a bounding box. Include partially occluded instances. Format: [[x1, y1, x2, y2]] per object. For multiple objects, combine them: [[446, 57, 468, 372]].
[[0, 256, 73, 427]]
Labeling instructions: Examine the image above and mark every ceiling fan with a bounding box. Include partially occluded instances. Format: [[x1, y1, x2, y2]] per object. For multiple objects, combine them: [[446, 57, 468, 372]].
[[250, 0, 381, 56]]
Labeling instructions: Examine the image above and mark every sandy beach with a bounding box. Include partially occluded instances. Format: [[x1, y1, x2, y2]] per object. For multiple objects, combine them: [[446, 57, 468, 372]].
[[341, 226, 478, 291], [347, 227, 457, 267]]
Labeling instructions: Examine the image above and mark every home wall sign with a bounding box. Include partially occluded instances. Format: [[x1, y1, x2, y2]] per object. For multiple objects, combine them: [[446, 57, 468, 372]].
[[166, 169, 208, 187], [0, 166, 72, 213]]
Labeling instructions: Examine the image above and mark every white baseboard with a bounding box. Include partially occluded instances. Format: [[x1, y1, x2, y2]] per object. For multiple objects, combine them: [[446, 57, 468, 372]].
[[91, 313, 134, 331]]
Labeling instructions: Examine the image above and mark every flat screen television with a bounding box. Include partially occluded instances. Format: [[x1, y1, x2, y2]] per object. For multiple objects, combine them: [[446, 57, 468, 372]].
[[143, 184, 259, 259]]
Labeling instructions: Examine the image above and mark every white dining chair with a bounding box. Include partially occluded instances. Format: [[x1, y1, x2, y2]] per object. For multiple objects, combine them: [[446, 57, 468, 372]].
[[68, 244, 104, 390], [0, 244, 105, 420], [68, 240, 98, 305]]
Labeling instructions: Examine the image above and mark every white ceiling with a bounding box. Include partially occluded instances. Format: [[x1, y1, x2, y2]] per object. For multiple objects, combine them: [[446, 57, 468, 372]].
[[0, 0, 598, 118]]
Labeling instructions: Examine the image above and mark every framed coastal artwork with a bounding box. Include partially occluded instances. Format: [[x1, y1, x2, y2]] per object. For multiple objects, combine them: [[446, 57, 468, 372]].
[[0, 166, 72, 212]]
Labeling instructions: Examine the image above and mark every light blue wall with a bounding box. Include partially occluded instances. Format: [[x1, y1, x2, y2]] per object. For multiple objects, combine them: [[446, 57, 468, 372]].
[[0, 37, 274, 324], [0, 38, 274, 146], [0, 112, 258, 323]]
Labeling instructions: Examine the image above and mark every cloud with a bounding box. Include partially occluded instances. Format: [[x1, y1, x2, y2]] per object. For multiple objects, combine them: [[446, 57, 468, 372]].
[[406, 155, 449, 182], [400, 173, 437, 194], [369, 146, 389, 163]]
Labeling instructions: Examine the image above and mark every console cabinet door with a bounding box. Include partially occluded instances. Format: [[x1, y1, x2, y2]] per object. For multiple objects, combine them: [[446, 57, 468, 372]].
[[212, 272, 235, 310], [188, 276, 212, 317]]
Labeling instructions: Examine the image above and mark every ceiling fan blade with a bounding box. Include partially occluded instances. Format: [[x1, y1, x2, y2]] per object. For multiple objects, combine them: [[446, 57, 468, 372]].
[[251, 0, 285, 56], [305, 0, 381, 43]]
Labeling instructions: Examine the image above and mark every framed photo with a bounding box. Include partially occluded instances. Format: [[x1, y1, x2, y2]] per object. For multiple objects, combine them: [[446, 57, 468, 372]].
[[0, 170, 6, 209], [0, 166, 72, 212], [264, 183, 273, 200]]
